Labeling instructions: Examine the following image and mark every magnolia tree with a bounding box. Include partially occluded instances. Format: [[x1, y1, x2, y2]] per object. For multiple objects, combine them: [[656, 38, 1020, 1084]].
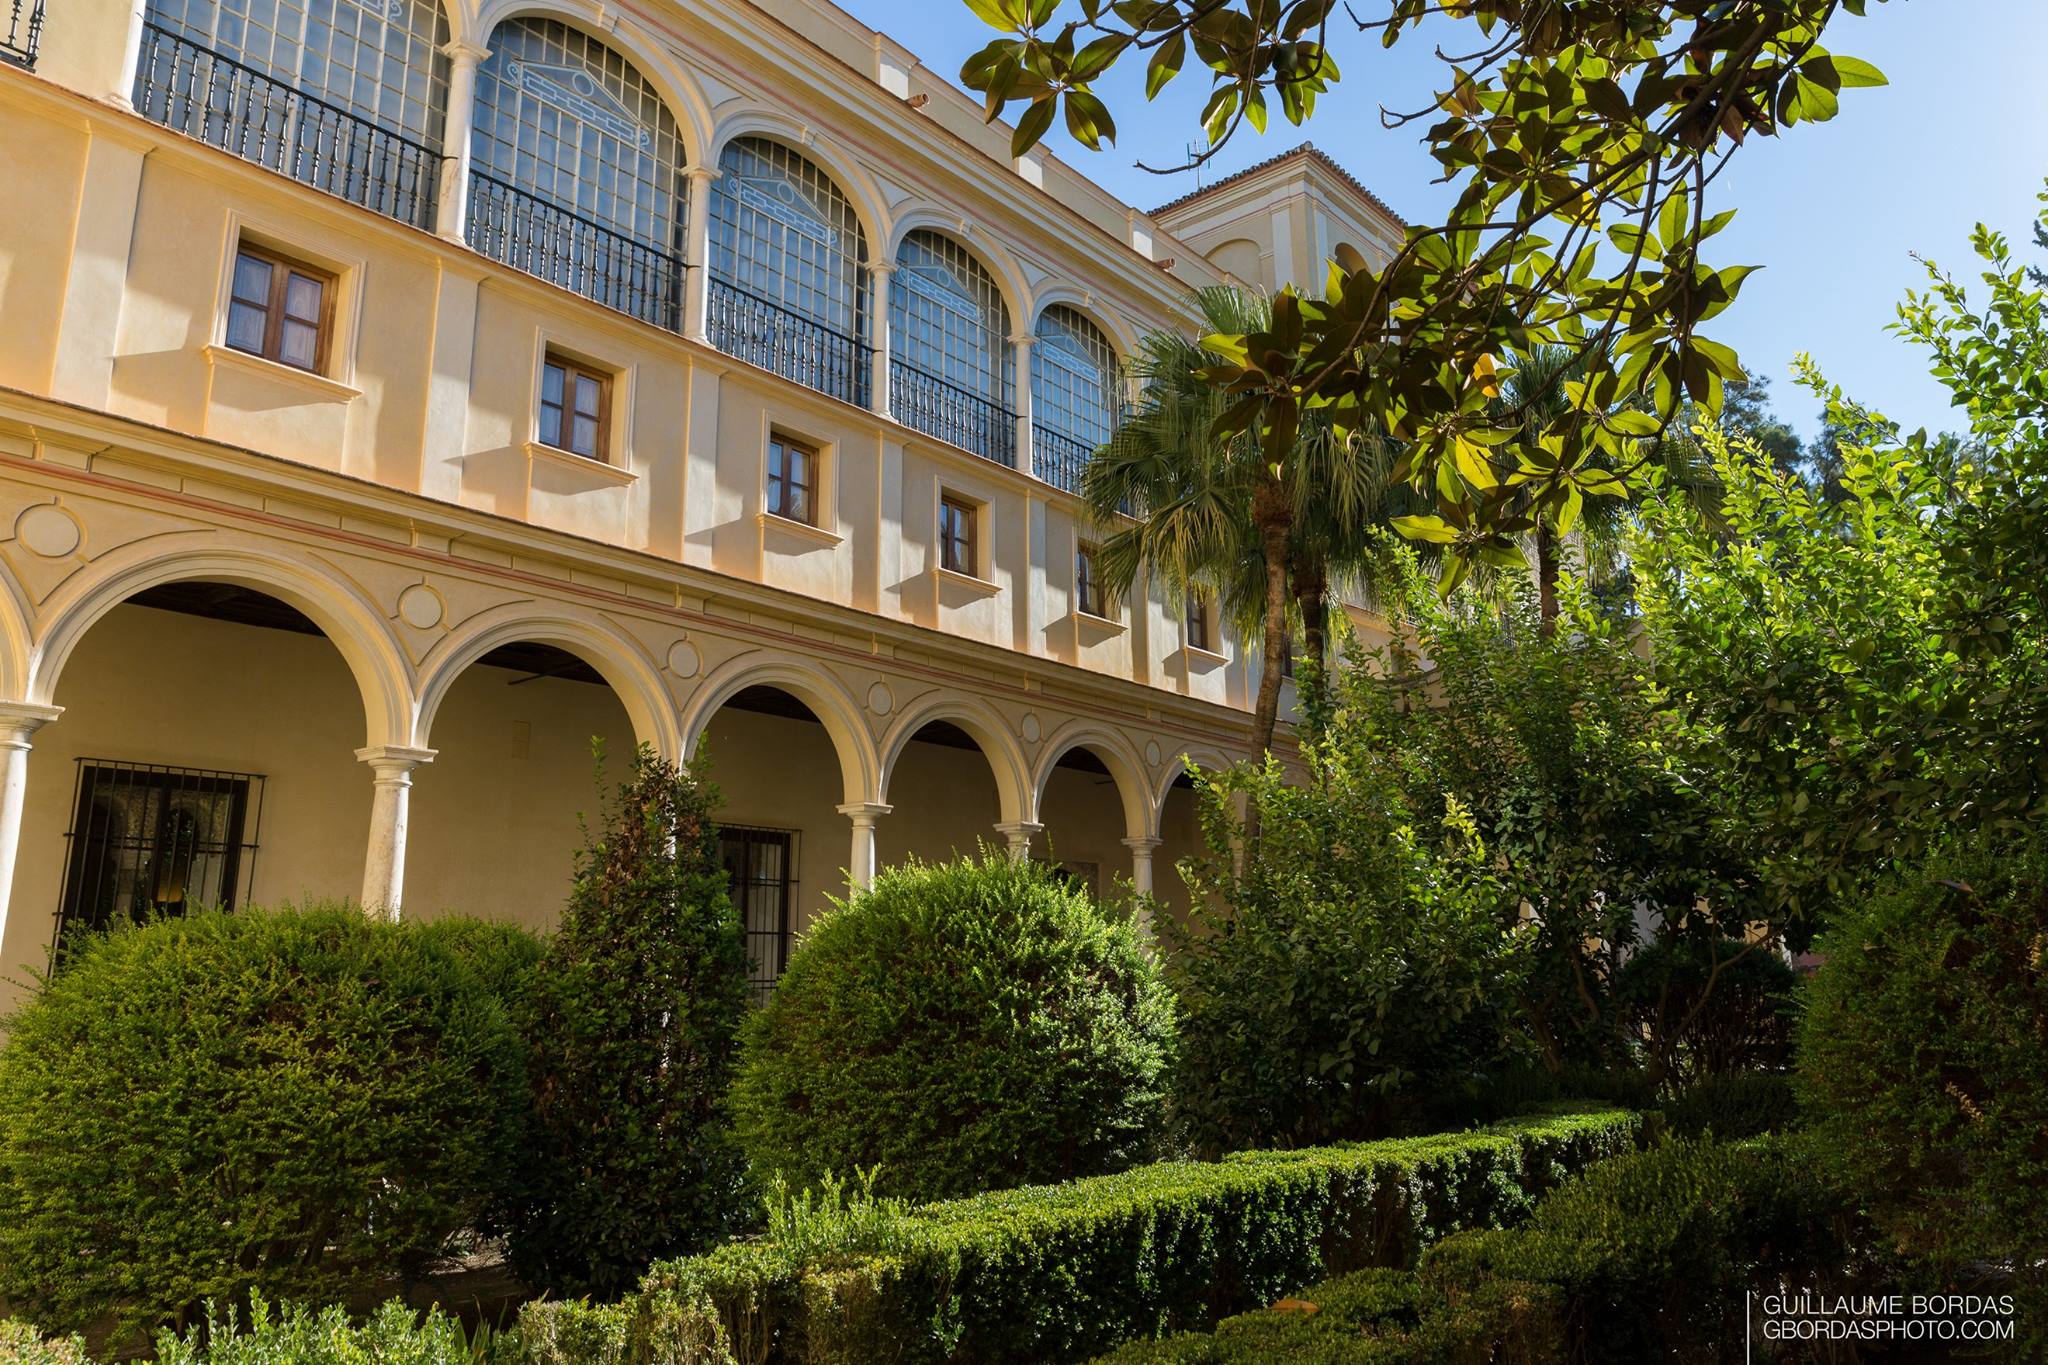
[[962, 0, 1889, 588]]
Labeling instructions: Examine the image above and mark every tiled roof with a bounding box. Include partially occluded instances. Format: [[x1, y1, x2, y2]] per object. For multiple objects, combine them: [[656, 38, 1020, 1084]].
[[1149, 142, 1405, 230]]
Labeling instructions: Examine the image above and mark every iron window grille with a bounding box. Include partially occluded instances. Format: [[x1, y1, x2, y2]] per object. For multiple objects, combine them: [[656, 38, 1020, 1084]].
[[720, 825, 797, 1005], [889, 230, 1015, 464], [707, 136, 870, 404], [56, 760, 265, 950], [466, 18, 688, 326], [1031, 306, 1120, 496]]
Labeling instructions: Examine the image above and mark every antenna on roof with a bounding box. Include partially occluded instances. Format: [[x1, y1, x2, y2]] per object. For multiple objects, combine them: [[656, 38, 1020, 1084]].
[[1184, 142, 1206, 190]]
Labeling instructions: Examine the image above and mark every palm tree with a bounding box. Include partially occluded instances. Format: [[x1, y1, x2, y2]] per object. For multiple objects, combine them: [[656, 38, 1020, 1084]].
[[1496, 344, 1723, 629], [1081, 286, 1401, 765]]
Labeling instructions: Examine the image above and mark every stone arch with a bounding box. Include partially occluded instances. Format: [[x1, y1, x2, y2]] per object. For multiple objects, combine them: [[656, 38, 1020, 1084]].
[[0, 557, 36, 701], [414, 604, 682, 758], [1028, 286, 1139, 362], [885, 212, 1032, 335], [705, 112, 890, 255], [1151, 744, 1233, 830], [678, 654, 879, 808], [27, 538, 413, 749], [877, 695, 1030, 828], [469, 1, 713, 163], [1029, 720, 1151, 839]]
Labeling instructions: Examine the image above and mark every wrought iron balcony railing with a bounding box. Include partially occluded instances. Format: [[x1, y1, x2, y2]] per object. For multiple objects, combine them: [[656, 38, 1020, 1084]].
[[890, 360, 1016, 468], [2, 0, 44, 69], [132, 24, 440, 230], [708, 278, 871, 409], [466, 171, 687, 332], [1033, 423, 1101, 497]]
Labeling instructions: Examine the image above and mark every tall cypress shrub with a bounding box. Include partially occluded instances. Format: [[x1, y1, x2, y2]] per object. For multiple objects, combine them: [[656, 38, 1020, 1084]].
[[507, 745, 750, 1296]]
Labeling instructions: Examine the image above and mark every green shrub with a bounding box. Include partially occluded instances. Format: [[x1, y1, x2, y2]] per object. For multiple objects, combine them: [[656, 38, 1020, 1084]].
[[1168, 756, 1526, 1154], [154, 1299, 498, 1365], [0, 905, 524, 1347], [1092, 1135, 1844, 1365], [412, 915, 547, 1018], [1613, 936, 1799, 1086], [618, 1107, 1639, 1365], [1662, 1071, 1797, 1139], [730, 853, 1176, 1202], [1797, 832, 2048, 1287], [509, 747, 752, 1297], [0, 1320, 90, 1365]]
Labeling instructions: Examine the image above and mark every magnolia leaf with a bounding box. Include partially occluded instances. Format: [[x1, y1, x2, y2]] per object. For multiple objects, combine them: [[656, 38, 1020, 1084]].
[[1392, 515, 1462, 544]]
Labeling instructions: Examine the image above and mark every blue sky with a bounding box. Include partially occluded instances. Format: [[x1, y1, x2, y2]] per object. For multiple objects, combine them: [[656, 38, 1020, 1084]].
[[835, 0, 2047, 441]]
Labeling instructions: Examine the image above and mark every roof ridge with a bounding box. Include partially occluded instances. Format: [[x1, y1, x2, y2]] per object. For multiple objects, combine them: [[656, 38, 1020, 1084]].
[[1148, 142, 1405, 229]]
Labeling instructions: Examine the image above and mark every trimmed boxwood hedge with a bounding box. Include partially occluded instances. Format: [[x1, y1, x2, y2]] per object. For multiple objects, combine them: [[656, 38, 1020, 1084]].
[[522, 1106, 1641, 1365], [1091, 1135, 1852, 1364]]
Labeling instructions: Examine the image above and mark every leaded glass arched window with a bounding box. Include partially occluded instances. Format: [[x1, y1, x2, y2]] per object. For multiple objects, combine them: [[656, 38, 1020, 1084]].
[[465, 18, 688, 329], [133, 0, 449, 226], [707, 137, 870, 406], [1032, 306, 1121, 494], [890, 231, 1014, 465]]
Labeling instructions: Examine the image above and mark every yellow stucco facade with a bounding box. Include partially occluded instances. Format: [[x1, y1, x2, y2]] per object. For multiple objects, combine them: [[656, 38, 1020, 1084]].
[[0, 0, 1399, 1005]]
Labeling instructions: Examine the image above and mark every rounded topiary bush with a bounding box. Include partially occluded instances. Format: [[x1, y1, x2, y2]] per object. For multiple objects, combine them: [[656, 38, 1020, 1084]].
[[730, 853, 1176, 1201], [1798, 832, 2048, 1282], [0, 904, 527, 1346]]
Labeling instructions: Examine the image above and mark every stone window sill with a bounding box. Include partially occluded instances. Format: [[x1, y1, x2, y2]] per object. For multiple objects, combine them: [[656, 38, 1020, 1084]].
[[202, 344, 361, 402], [934, 566, 1001, 600], [524, 440, 638, 486], [757, 510, 843, 548]]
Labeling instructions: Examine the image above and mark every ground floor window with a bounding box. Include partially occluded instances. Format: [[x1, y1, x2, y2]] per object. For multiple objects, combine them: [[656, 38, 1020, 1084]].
[[57, 761, 264, 944], [720, 824, 797, 1004]]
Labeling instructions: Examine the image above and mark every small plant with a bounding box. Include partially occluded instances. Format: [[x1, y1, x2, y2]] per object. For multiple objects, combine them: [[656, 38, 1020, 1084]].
[[152, 1298, 494, 1365], [0, 1320, 90, 1365], [761, 1167, 915, 1262]]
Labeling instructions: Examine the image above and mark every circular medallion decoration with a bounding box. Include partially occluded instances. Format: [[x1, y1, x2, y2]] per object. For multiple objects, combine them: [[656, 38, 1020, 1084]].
[[866, 682, 894, 716], [666, 639, 701, 679], [1145, 739, 1163, 767], [15, 504, 80, 559], [1020, 713, 1042, 744], [396, 583, 444, 631]]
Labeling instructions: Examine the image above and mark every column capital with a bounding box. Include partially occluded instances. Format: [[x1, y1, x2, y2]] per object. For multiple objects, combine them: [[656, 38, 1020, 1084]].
[[993, 820, 1043, 844], [0, 701, 63, 739], [1121, 835, 1164, 853], [868, 260, 897, 278], [1008, 331, 1034, 349], [686, 163, 722, 185], [355, 744, 437, 775], [442, 39, 492, 63], [836, 801, 893, 824]]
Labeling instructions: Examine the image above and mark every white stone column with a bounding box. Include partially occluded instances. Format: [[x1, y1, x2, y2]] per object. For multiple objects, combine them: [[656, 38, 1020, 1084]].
[[837, 801, 891, 890], [1122, 834, 1163, 944], [683, 165, 718, 343], [1123, 835, 1162, 896], [0, 702, 62, 958], [433, 42, 490, 244], [114, 0, 148, 109], [993, 820, 1043, 862], [356, 745, 435, 917], [869, 262, 896, 419], [1011, 332, 1035, 479]]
